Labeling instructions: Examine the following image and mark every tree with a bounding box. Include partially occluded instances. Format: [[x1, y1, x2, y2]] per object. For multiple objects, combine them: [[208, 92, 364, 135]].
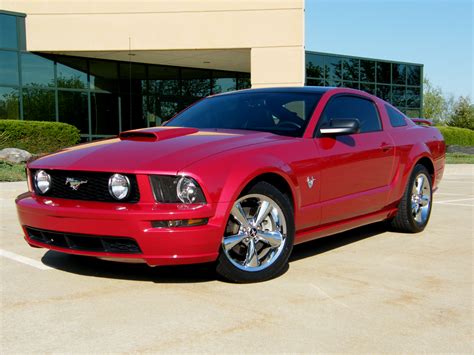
[[447, 96, 474, 130], [422, 78, 446, 123]]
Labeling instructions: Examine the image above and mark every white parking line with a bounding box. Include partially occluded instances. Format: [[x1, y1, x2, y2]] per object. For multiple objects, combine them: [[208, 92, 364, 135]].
[[436, 203, 473, 207], [436, 197, 474, 204], [0, 249, 52, 270]]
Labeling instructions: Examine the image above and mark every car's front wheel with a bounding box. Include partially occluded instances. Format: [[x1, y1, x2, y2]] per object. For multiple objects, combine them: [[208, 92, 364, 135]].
[[216, 181, 294, 283]]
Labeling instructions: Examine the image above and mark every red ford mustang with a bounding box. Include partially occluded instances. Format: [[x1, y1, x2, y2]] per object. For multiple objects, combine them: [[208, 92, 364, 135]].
[[16, 87, 445, 282]]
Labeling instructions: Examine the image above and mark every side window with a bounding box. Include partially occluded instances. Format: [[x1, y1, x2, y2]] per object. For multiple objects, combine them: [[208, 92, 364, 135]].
[[317, 95, 382, 134], [385, 104, 408, 127]]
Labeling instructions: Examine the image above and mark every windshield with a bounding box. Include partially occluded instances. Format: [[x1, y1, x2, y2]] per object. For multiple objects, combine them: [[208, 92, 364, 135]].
[[165, 92, 322, 137]]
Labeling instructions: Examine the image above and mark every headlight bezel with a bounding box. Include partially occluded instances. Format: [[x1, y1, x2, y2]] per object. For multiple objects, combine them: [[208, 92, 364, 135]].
[[108, 173, 131, 200], [34, 169, 51, 194], [149, 175, 206, 204]]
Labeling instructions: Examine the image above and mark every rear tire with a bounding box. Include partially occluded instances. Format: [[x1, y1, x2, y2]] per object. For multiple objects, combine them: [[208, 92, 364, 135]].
[[391, 164, 433, 233], [216, 181, 294, 283]]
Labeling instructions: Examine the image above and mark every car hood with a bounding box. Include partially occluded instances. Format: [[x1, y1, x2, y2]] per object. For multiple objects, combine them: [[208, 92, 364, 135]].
[[29, 127, 283, 174]]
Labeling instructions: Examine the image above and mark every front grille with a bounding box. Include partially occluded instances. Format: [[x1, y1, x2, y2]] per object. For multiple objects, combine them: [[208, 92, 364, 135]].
[[25, 227, 142, 254], [31, 170, 140, 203]]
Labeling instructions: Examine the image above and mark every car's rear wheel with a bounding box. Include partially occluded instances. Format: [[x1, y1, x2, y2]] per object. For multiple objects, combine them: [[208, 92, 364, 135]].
[[391, 164, 433, 233], [216, 181, 294, 283]]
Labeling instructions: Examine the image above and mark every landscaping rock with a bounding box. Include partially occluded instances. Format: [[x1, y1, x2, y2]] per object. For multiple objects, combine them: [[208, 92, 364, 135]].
[[0, 148, 32, 163], [446, 145, 474, 155]]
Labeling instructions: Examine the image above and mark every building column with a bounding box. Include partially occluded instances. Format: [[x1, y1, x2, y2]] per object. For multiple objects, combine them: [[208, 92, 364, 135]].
[[250, 46, 305, 88]]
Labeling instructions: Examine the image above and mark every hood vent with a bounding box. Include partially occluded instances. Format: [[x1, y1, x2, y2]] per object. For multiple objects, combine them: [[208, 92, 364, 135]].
[[119, 127, 199, 142]]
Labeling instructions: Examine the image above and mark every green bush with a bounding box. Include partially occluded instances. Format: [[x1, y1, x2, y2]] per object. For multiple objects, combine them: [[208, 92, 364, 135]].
[[0, 120, 80, 154], [437, 126, 474, 146]]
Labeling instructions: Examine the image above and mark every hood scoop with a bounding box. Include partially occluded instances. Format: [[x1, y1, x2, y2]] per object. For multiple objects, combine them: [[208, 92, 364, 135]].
[[119, 127, 199, 142]]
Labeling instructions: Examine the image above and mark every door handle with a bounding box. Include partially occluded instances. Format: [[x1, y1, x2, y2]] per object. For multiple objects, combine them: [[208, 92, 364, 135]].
[[380, 143, 393, 152]]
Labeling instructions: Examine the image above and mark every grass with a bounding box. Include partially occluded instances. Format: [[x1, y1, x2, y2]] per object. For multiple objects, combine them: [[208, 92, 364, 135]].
[[0, 161, 26, 182], [445, 153, 474, 164]]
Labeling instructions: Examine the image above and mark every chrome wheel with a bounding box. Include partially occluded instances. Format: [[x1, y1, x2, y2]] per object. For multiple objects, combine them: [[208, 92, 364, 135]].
[[411, 173, 431, 224], [222, 194, 287, 272]]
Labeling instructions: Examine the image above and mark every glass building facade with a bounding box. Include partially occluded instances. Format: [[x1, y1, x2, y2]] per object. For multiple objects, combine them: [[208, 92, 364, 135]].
[[1, 10, 424, 140], [305, 51, 423, 117], [0, 11, 250, 140]]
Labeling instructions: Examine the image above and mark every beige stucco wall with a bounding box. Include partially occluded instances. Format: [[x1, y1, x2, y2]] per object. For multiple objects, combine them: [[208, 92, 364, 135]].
[[1, 0, 305, 88]]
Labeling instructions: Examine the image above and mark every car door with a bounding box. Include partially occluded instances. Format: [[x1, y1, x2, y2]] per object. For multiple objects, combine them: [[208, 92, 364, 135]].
[[313, 94, 396, 224]]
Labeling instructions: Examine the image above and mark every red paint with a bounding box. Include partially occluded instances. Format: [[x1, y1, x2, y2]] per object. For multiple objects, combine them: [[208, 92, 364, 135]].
[[16, 88, 445, 266]]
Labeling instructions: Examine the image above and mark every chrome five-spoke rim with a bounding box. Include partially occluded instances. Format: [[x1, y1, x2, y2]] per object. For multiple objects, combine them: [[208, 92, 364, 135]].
[[411, 173, 431, 224], [222, 194, 287, 272]]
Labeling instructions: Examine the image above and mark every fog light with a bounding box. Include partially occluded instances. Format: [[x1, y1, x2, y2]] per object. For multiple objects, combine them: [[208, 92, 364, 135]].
[[151, 218, 208, 228]]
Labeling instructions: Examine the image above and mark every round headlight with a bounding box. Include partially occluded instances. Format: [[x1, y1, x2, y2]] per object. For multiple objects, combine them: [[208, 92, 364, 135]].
[[177, 176, 201, 204], [34, 170, 51, 194], [108, 174, 130, 200]]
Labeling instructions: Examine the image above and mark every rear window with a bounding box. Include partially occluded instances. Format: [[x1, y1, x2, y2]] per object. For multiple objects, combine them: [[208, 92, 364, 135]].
[[386, 104, 407, 127]]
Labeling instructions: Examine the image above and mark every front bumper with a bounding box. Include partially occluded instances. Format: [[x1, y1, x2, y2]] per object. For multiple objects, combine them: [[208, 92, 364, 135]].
[[16, 192, 228, 266]]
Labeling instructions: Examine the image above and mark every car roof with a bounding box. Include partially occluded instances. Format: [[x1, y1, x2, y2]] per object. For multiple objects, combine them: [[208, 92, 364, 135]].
[[213, 86, 333, 97]]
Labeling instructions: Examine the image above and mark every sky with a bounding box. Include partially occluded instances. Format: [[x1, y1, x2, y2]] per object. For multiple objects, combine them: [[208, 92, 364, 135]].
[[305, 0, 473, 98]]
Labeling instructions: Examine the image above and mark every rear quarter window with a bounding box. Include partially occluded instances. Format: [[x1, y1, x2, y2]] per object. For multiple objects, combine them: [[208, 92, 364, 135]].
[[385, 104, 408, 127]]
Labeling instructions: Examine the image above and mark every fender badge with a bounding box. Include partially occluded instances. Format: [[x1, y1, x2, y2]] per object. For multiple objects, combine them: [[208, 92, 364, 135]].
[[307, 176, 316, 189], [65, 177, 88, 190]]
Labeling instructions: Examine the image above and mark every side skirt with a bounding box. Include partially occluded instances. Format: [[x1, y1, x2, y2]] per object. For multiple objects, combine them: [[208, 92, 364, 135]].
[[294, 208, 397, 245]]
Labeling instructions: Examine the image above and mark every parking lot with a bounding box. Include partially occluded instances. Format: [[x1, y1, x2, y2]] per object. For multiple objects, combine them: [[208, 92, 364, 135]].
[[1, 164, 472, 353]]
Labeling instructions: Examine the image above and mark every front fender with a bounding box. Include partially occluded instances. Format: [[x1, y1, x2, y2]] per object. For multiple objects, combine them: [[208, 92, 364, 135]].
[[180, 151, 299, 205]]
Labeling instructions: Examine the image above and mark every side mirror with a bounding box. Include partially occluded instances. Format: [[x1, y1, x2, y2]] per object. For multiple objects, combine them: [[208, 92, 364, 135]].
[[319, 118, 360, 136]]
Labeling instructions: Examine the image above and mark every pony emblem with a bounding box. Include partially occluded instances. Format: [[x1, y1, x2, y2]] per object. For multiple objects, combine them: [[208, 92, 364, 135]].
[[65, 177, 88, 190]]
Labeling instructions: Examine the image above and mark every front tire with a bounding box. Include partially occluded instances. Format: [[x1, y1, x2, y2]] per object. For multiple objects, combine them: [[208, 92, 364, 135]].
[[216, 181, 294, 283], [391, 164, 433, 233]]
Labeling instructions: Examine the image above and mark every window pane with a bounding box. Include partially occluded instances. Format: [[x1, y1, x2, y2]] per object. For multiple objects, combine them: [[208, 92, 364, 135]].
[[90, 92, 119, 135], [392, 86, 406, 106], [325, 80, 342, 87], [342, 58, 359, 81], [212, 71, 237, 94], [161, 101, 179, 120], [21, 53, 55, 87], [360, 60, 375, 82], [121, 94, 147, 131], [320, 96, 381, 133], [148, 66, 179, 96], [58, 91, 89, 134], [406, 87, 421, 108], [342, 81, 359, 89], [22, 88, 56, 121], [0, 86, 19, 119], [307, 78, 325, 86], [147, 97, 179, 126], [392, 64, 406, 85], [385, 104, 407, 127], [181, 68, 211, 97], [325, 56, 342, 81], [57, 57, 88, 89], [119, 62, 147, 94], [360, 83, 375, 95], [237, 76, 251, 90], [407, 65, 421, 86], [0, 51, 19, 85], [306, 54, 324, 78], [376, 62, 391, 84], [0, 14, 18, 49], [376, 84, 391, 101], [90, 60, 118, 92]]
